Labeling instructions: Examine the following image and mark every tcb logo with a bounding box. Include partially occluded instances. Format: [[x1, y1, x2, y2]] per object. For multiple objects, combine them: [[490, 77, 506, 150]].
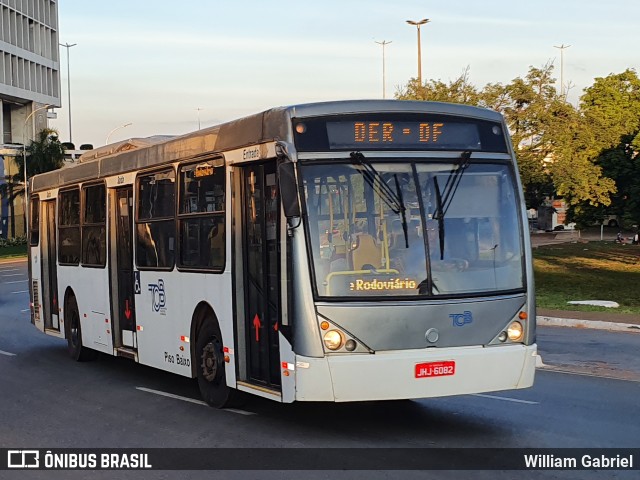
[[450, 311, 473, 327], [148, 279, 166, 313]]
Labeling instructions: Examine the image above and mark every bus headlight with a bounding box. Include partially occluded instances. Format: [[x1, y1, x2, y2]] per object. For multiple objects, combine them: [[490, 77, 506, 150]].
[[323, 330, 344, 350], [507, 321, 524, 341]]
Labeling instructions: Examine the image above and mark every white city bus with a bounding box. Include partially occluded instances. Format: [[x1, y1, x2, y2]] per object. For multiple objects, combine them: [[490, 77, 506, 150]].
[[28, 100, 537, 407]]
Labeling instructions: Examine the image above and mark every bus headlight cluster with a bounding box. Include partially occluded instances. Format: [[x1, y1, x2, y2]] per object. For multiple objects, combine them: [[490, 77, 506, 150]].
[[323, 330, 344, 350], [507, 321, 524, 341]]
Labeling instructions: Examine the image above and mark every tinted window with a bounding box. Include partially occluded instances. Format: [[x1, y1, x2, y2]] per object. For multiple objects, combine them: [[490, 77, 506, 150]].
[[30, 196, 39, 246], [178, 159, 225, 271], [138, 169, 176, 220], [136, 169, 176, 269], [82, 184, 106, 267], [58, 188, 80, 265]]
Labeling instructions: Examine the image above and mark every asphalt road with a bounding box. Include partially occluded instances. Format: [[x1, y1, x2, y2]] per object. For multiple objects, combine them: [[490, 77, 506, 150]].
[[1, 258, 639, 479]]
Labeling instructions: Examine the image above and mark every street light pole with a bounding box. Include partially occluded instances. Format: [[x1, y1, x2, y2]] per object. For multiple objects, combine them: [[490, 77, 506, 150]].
[[60, 42, 77, 143], [374, 40, 392, 99], [553, 44, 571, 98], [105, 122, 133, 145], [196, 108, 203, 130], [406, 18, 430, 86], [23, 103, 52, 235]]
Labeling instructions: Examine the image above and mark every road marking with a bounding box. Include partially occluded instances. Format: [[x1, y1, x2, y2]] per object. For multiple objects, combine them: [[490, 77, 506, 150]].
[[0, 268, 19, 272], [6, 280, 27, 284], [470, 393, 539, 405], [135, 387, 255, 415], [540, 366, 640, 383], [21, 309, 30, 313], [2, 273, 23, 277], [0, 349, 17, 357], [11, 290, 28, 294], [224, 408, 256, 416]]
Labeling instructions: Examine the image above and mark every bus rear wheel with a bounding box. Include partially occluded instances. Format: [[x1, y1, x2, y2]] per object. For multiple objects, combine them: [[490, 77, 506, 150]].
[[64, 295, 97, 362], [196, 321, 237, 408]]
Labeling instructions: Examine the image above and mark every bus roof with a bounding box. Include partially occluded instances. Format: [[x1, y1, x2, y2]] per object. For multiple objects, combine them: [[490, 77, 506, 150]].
[[31, 100, 503, 192]]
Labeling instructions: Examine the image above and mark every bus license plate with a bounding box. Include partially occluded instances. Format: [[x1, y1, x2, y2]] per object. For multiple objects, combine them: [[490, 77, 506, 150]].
[[415, 361, 456, 378]]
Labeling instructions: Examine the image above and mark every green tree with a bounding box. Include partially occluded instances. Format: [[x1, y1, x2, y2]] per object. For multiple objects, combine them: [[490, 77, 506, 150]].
[[577, 69, 640, 226], [15, 128, 66, 180], [0, 128, 65, 236], [396, 67, 481, 104], [395, 63, 617, 210]]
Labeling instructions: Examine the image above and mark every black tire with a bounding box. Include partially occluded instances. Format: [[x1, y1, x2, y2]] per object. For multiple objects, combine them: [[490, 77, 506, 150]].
[[196, 320, 238, 408], [64, 295, 97, 362]]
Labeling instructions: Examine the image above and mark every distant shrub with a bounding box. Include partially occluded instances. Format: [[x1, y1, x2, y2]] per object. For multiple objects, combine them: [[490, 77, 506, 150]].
[[0, 236, 27, 247]]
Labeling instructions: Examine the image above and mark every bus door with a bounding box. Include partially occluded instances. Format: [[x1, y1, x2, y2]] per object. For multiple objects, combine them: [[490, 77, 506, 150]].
[[238, 161, 282, 390], [41, 200, 59, 331], [110, 187, 137, 351]]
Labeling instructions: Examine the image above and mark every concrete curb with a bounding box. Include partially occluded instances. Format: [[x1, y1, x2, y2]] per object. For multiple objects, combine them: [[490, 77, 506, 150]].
[[0, 256, 27, 265], [537, 315, 640, 333]]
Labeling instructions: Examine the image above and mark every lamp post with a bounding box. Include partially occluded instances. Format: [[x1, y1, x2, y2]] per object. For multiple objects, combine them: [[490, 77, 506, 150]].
[[374, 40, 392, 99], [60, 42, 77, 143], [23, 103, 52, 234], [196, 108, 204, 130], [406, 18, 430, 86], [553, 44, 571, 98], [105, 122, 133, 145]]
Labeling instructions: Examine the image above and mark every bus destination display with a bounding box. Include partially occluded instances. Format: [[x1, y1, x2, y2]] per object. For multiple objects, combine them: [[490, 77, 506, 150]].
[[326, 120, 481, 150]]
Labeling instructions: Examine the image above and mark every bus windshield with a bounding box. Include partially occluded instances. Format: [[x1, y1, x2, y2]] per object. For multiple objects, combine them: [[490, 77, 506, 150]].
[[300, 159, 524, 298]]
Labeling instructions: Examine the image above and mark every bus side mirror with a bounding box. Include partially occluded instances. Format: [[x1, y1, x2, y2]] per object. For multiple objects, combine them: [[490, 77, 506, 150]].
[[278, 162, 301, 218]]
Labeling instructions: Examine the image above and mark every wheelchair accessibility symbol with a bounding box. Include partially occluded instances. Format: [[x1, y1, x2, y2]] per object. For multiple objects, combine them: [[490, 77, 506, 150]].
[[134, 271, 141, 294]]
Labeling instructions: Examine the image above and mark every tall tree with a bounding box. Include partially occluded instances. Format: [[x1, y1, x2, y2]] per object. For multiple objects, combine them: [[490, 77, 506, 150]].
[[577, 70, 640, 225], [14, 128, 66, 181], [396, 67, 480, 104], [0, 128, 65, 236], [395, 63, 617, 210]]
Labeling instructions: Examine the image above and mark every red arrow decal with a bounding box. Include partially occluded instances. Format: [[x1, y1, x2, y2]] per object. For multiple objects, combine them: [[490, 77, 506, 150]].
[[124, 299, 132, 320], [253, 314, 261, 342]]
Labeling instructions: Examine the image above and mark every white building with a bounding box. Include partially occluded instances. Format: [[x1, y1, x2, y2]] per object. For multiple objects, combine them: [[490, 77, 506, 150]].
[[0, 0, 61, 238]]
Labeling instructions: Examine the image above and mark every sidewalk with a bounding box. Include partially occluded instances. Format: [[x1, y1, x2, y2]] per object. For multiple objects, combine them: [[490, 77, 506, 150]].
[[537, 308, 640, 333]]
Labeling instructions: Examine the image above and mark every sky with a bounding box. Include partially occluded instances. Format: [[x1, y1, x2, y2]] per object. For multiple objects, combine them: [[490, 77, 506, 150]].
[[51, 0, 640, 148]]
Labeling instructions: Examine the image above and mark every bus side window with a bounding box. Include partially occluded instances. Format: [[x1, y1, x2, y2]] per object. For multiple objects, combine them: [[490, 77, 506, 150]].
[[30, 196, 40, 246], [177, 159, 225, 271], [136, 169, 176, 269], [81, 184, 106, 267], [58, 188, 81, 265]]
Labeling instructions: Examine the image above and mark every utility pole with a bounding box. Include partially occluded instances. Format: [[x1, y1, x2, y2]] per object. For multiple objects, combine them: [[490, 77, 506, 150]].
[[374, 40, 392, 99], [406, 18, 430, 85], [196, 108, 204, 130], [60, 42, 77, 143], [553, 44, 571, 98]]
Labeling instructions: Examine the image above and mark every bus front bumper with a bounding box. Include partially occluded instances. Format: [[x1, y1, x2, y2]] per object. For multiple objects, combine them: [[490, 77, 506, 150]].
[[294, 343, 537, 402]]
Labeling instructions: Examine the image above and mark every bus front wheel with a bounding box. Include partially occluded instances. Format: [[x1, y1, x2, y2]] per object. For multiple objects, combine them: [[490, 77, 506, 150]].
[[196, 321, 237, 408]]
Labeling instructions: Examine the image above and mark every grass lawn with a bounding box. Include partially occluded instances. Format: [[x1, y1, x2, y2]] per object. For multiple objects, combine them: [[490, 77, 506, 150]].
[[0, 244, 27, 259], [534, 241, 640, 314]]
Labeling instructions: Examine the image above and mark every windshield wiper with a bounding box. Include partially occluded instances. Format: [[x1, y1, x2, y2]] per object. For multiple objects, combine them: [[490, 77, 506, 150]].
[[350, 152, 408, 248], [433, 151, 472, 259]]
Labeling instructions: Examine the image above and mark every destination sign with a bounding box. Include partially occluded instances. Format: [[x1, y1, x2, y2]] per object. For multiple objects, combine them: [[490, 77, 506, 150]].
[[327, 121, 480, 150], [293, 114, 508, 153]]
